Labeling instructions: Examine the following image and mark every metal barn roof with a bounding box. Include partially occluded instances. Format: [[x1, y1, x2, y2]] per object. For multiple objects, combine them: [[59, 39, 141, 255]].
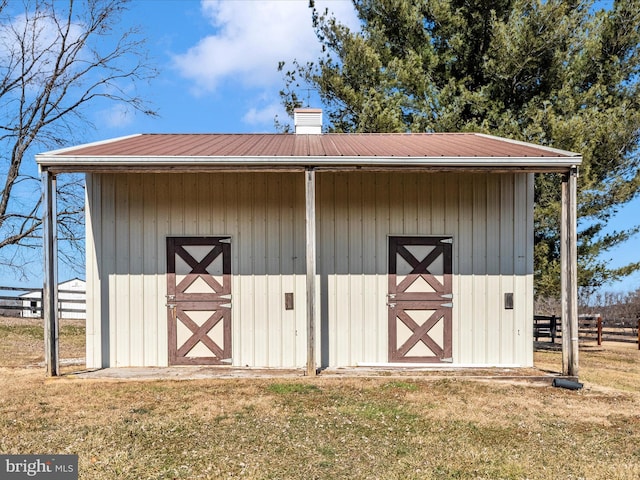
[[36, 132, 581, 172]]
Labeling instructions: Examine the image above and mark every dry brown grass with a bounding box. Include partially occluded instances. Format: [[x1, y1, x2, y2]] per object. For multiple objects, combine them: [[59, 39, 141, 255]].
[[0, 316, 85, 368], [1, 316, 640, 479], [536, 340, 640, 393]]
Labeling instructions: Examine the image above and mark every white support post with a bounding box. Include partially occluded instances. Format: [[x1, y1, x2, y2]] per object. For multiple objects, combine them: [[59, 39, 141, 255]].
[[43, 169, 59, 377], [305, 167, 317, 376], [561, 166, 579, 377]]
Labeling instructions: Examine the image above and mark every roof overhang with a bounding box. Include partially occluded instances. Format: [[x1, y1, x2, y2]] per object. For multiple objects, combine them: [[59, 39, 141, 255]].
[[36, 155, 581, 174], [35, 132, 582, 174]]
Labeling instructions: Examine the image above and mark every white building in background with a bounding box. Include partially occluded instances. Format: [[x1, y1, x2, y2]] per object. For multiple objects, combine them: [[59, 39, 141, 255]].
[[21, 278, 86, 319]]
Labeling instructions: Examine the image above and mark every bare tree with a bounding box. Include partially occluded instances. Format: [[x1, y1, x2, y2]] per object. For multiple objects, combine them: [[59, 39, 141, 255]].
[[0, 0, 156, 274], [578, 287, 640, 322], [534, 295, 562, 317]]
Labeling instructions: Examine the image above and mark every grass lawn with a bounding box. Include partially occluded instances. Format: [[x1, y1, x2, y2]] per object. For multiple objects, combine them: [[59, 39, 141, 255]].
[[1, 316, 640, 479]]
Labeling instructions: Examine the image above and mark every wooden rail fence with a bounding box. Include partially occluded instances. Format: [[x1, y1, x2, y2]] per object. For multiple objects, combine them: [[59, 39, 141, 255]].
[[0, 285, 86, 318], [534, 314, 640, 349]]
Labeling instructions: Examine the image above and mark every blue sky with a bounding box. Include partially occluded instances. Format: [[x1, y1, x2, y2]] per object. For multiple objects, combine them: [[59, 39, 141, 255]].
[[3, 0, 639, 293], [2, 0, 360, 287], [87, 0, 360, 137]]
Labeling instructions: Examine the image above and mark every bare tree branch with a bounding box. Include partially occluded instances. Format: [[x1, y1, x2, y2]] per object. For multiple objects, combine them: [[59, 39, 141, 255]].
[[0, 0, 157, 273]]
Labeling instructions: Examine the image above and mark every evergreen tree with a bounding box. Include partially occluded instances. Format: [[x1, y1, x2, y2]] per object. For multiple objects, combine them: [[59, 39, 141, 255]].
[[280, 0, 640, 297]]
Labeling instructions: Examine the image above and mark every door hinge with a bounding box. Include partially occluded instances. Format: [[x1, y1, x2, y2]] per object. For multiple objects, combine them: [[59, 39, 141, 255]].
[[165, 294, 176, 308], [440, 238, 453, 244], [219, 238, 232, 244], [219, 303, 232, 308], [219, 358, 232, 364], [440, 293, 453, 299], [387, 303, 396, 308], [441, 357, 453, 363], [440, 302, 453, 308]]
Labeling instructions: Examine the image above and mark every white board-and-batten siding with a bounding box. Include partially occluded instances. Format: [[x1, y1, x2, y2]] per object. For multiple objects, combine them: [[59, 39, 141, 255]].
[[85, 171, 534, 369]]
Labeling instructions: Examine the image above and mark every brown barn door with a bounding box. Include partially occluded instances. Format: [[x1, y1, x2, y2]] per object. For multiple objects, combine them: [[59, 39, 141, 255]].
[[167, 237, 231, 365], [388, 236, 452, 363]]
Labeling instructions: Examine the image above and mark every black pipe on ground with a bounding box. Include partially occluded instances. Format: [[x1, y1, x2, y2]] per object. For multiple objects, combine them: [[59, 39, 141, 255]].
[[552, 378, 583, 390]]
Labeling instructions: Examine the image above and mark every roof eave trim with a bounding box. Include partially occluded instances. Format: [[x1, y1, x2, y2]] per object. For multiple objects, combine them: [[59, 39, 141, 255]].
[[474, 133, 581, 157], [36, 134, 143, 157]]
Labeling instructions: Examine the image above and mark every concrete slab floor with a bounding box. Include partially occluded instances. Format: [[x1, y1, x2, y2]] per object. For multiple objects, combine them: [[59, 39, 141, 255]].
[[59, 365, 570, 386]]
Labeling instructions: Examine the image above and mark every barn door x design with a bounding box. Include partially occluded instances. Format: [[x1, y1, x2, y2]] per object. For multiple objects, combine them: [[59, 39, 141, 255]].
[[167, 237, 231, 365], [388, 236, 452, 363]]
